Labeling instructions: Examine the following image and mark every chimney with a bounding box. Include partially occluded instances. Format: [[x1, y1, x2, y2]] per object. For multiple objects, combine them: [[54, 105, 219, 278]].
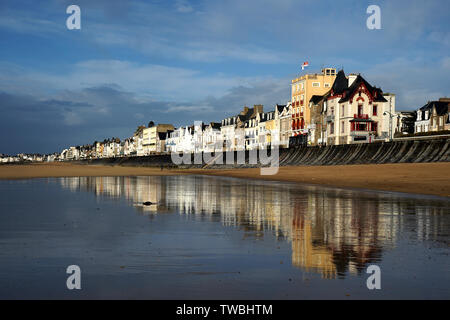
[[348, 73, 357, 86], [253, 104, 263, 114], [240, 106, 249, 115], [438, 97, 450, 102]]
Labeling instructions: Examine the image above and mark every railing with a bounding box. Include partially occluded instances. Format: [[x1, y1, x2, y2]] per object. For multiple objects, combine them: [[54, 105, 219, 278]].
[[393, 134, 450, 141], [350, 130, 371, 136]]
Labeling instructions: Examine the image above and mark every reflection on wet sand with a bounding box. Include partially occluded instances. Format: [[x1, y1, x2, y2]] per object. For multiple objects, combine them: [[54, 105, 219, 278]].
[[59, 176, 449, 279]]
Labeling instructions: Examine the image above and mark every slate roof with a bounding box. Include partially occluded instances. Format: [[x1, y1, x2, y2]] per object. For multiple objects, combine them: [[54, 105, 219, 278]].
[[275, 104, 286, 113], [338, 74, 387, 103], [310, 95, 325, 105], [418, 100, 450, 119], [210, 122, 222, 130], [331, 70, 348, 95], [158, 132, 167, 140]]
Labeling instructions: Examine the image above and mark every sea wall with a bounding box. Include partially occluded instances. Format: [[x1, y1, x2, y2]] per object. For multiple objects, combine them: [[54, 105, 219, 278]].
[[78, 137, 450, 168]]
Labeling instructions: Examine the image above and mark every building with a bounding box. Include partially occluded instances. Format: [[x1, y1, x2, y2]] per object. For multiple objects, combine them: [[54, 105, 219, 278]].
[[276, 104, 291, 148], [394, 111, 416, 136], [203, 122, 222, 153], [124, 137, 136, 156], [155, 131, 171, 153], [243, 105, 264, 150], [325, 70, 395, 145], [291, 67, 337, 136], [142, 122, 175, 155], [221, 105, 263, 151], [415, 98, 450, 133], [309, 94, 329, 145], [165, 128, 180, 153], [263, 111, 277, 148]]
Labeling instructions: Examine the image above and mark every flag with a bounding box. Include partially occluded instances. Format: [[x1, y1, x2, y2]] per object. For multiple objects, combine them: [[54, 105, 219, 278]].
[[301, 61, 309, 70]]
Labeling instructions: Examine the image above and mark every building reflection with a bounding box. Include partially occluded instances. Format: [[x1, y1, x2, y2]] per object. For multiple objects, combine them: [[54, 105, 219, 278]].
[[59, 176, 449, 279]]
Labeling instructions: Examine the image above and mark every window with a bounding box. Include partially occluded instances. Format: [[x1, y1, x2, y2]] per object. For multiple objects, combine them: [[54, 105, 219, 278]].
[[373, 105, 377, 116], [330, 123, 334, 134], [358, 105, 363, 116], [341, 121, 345, 133], [341, 105, 345, 116], [324, 83, 330, 88], [355, 123, 367, 131], [312, 82, 320, 87]]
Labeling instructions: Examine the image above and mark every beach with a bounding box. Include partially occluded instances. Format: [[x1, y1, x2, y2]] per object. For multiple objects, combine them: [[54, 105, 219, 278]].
[[0, 162, 449, 197]]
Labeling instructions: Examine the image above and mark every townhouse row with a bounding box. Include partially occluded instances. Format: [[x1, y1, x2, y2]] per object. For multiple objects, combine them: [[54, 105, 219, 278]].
[[4, 67, 448, 163]]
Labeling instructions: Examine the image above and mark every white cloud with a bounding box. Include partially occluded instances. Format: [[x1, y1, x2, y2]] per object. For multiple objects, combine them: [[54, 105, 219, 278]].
[[165, 104, 214, 113]]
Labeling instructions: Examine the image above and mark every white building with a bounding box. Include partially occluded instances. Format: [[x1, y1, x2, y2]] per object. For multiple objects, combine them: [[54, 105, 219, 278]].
[[325, 70, 395, 145], [202, 122, 222, 153]]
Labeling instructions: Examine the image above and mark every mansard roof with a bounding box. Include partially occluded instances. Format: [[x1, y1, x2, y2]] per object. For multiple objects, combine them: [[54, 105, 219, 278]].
[[331, 69, 348, 95]]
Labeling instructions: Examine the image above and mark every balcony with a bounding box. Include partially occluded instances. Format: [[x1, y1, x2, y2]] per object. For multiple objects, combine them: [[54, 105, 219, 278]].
[[350, 130, 371, 136], [350, 122, 377, 133], [354, 114, 369, 120]]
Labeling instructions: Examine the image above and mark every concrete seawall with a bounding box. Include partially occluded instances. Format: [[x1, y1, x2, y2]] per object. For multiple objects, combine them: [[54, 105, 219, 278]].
[[79, 137, 450, 168]]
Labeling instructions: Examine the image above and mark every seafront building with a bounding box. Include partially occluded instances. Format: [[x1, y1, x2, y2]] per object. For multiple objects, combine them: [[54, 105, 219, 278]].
[[322, 70, 396, 145], [414, 98, 450, 134], [290, 67, 337, 136], [142, 122, 175, 155], [202, 122, 222, 153], [12, 64, 450, 163]]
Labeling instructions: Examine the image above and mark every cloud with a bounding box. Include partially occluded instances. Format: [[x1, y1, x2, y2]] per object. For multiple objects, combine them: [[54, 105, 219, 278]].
[[0, 0, 449, 154], [0, 69, 290, 154], [363, 57, 449, 109], [165, 104, 214, 113]]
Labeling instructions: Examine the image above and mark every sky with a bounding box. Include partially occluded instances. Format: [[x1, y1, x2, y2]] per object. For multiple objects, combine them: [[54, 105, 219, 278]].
[[0, 0, 449, 154]]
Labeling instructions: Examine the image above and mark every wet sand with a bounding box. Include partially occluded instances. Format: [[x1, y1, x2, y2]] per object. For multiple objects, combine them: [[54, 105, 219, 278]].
[[0, 162, 449, 197]]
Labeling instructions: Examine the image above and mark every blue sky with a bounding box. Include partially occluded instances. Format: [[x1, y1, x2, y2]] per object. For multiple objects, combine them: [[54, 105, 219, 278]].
[[0, 0, 449, 154]]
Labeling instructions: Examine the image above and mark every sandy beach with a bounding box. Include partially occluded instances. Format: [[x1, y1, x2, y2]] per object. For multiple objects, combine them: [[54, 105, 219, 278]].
[[0, 162, 449, 197]]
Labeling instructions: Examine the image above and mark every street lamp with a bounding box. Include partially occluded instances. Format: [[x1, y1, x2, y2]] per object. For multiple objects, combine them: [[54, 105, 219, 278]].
[[383, 111, 399, 142]]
